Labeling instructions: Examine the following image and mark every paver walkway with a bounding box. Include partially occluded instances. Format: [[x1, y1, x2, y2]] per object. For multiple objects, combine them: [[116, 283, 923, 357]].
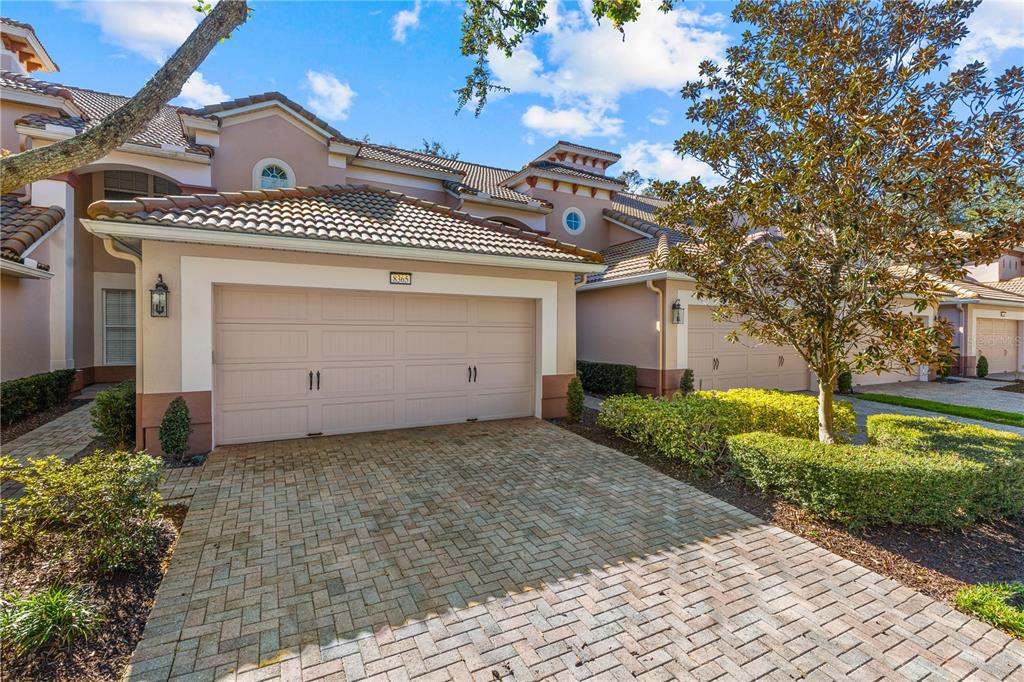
[[128, 419, 1022, 681], [856, 377, 1022, 414], [1, 400, 97, 461]]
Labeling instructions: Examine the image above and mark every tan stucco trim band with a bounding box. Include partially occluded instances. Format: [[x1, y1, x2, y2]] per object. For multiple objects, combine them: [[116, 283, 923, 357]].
[[82, 219, 606, 274]]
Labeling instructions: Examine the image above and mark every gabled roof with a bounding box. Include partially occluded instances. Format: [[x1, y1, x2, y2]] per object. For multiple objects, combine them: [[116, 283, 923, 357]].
[[0, 17, 58, 72], [178, 92, 362, 145], [526, 161, 626, 186], [85, 184, 602, 266], [1, 194, 64, 270]]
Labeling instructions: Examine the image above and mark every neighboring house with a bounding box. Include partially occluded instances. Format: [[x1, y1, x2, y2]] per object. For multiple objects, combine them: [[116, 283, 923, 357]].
[[2, 17, 1020, 455]]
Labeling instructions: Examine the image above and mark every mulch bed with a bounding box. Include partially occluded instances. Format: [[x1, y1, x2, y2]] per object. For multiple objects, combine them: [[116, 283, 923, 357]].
[[555, 409, 1024, 606], [0, 505, 187, 682], [1, 399, 93, 444], [995, 381, 1024, 394]]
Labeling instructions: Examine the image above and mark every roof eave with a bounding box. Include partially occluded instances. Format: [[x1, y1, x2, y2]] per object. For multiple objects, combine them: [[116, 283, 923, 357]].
[[15, 124, 211, 163], [459, 191, 552, 215], [940, 296, 1024, 309], [0, 87, 81, 116], [350, 157, 463, 182], [81, 218, 606, 274], [1, 22, 58, 72], [501, 168, 625, 193], [0, 257, 54, 279], [578, 270, 694, 291]]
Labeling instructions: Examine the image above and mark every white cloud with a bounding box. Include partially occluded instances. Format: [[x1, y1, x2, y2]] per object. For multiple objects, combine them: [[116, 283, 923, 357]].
[[648, 108, 670, 126], [521, 103, 623, 137], [952, 0, 1024, 68], [620, 140, 722, 185], [305, 70, 357, 121], [175, 72, 229, 108], [391, 0, 422, 43]]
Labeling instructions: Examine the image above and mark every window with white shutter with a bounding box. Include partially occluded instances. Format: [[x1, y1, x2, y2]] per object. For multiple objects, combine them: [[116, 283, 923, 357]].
[[103, 289, 136, 364]]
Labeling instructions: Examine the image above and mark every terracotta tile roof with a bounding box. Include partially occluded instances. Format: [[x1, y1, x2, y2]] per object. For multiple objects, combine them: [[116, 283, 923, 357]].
[[86, 185, 602, 265], [526, 161, 627, 186], [1, 194, 63, 269], [179, 92, 362, 145], [12, 82, 207, 153], [941, 278, 1024, 304], [989, 277, 1024, 297], [0, 69, 72, 100], [552, 140, 621, 160], [0, 16, 35, 31], [603, 206, 669, 238], [584, 232, 695, 284], [356, 144, 464, 176], [611, 192, 671, 224]]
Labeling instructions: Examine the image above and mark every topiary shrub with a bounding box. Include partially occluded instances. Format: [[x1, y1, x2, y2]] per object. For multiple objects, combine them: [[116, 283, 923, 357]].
[[0, 450, 163, 573], [729, 417, 1024, 528], [0, 369, 77, 427], [0, 584, 104, 657], [158, 396, 192, 462], [679, 369, 694, 395], [976, 355, 989, 378], [566, 376, 584, 423], [837, 370, 853, 394], [702, 387, 856, 443], [576, 360, 637, 395], [89, 381, 135, 449]]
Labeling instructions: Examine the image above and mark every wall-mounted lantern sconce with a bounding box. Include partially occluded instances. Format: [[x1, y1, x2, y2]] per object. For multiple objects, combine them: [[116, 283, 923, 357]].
[[671, 299, 684, 324], [150, 274, 169, 317]]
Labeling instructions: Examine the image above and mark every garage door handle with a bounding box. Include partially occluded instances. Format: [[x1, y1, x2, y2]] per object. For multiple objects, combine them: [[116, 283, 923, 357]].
[[468, 366, 472, 383], [316, 371, 321, 390], [473, 366, 477, 383], [309, 371, 313, 391]]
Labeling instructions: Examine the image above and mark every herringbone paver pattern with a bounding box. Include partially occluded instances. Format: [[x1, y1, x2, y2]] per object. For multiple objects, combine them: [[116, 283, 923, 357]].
[[128, 419, 1024, 681]]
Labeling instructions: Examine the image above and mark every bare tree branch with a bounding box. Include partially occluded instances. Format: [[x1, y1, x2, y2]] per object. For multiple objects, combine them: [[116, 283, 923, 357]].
[[0, 0, 248, 194]]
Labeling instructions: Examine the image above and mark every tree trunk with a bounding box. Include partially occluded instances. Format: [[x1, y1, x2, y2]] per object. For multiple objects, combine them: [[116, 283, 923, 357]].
[[0, 1, 248, 194], [817, 379, 837, 444]]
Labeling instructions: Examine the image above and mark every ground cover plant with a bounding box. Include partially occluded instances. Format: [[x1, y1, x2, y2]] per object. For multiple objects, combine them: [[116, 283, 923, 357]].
[[955, 583, 1024, 639], [854, 393, 1024, 428]]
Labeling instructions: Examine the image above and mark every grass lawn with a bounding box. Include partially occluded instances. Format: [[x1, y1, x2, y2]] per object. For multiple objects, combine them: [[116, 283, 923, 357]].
[[855, 393, 1024, 428]]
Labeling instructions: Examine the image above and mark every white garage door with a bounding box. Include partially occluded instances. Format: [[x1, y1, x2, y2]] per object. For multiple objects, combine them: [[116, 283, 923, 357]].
[[688, 307, 810, 391], [213, 285, 536, 445], [977, 318, 1019, 374]]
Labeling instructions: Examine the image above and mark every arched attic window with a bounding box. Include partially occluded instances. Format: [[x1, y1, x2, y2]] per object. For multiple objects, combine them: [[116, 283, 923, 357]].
[[252, 158, 295, 190]]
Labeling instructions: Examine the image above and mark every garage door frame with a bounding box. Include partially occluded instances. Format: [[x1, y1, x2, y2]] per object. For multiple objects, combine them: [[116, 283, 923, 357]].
[[179, 256, 561, 446]]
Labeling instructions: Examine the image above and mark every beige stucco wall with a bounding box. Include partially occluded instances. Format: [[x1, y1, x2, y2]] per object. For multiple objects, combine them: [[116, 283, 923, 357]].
[[577, 282, 660, 368], [135, 240, 580, 395], [1, 101, 55, 157], [459, 200, 548, 233], [526, 187, 620, 252], [211, 114, 348, 192], [1, 247, 52, 381]]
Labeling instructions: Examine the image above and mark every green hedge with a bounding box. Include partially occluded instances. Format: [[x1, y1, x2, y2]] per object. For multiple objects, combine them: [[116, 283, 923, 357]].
[[729, 418, 1024, 527], [576, 360, 637, 395], [0, 369, 77, 427], [597, 388, 853, 473]]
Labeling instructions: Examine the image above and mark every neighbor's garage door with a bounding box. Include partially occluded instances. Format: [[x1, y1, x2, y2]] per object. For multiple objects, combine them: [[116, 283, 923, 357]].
[[213, 285, 535, 445], [688, 307, 809, 391], [977, 317, 1019, 374]]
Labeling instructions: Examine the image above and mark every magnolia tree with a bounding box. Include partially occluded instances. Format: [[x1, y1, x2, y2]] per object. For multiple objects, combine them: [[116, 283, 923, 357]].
[[657, 0, 1024, 442]]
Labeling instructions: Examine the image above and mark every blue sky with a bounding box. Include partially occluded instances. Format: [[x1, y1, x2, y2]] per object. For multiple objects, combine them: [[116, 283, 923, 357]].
[[6, 1, 1024, 182]]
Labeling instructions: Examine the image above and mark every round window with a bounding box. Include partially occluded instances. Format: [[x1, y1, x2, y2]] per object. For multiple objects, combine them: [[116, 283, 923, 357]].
[[563, 208, 585, 234]]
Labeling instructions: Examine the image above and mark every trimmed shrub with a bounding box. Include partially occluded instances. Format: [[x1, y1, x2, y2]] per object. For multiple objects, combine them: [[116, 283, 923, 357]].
[[577, 360, 637, 395], [0, 584, 104, 657], [729, 422, 1024, 527], [0, 450, 163, 573], [679, 369, 694, 395], [976, 355, 989, 378], [159, 396, 193, 461], [599, 393, 742, 473], [90, 380, 135, 449], [0, 369, 77, 427], [955, 583, 1024, 639], [700, 388, 856, 443], [566, 376, 584, 423], [837, 370, 853, 394]]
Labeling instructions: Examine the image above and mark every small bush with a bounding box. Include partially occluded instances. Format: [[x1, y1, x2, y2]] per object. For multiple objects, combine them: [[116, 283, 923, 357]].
[[701, 388, 856, 443], [0, 369, 77, 427], [837, 370, 853, 394], [566, 376, 584, 423], [90, 380, 136, 449], [0, 584, 104, 657], [729, 420, 1024, 527], [0, 450, 163, 573], [159, 396, 193, 461], [577, 360, 637, 395], [955, 583, 1024, 639], [976, 355, 989, 378], [679, 369, 694, 395]]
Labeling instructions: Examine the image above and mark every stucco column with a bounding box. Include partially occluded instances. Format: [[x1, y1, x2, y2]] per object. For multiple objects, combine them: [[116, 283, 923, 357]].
[[32, 178, 75, 371]]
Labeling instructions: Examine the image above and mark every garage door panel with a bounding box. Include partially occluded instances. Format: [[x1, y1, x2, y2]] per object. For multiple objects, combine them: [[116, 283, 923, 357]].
[[319, 365, 396, 396], [218, 404, 310, 444], [977, 318, 1017, 373], [406, 296, 469, 324], [216, 328, 311, 363], [474, 329, 534, 357], [216, 367, 310, 404], [475, 360, 533, 390], [472, 298, 534, 325], [321, 291, 396, 323], [216, 288, 310, 323], [475, 390, 534, 420], [320, 399, 397, 434], [405, 362, 473, 393], [406, 330, 470, 357], [404, 394, 469, 426], [321, 329, 396, 359], [749, 353, 781, 372]]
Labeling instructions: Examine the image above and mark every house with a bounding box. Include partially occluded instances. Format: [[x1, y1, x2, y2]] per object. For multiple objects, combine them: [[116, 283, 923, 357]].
[[2, 17, 1020, 454]]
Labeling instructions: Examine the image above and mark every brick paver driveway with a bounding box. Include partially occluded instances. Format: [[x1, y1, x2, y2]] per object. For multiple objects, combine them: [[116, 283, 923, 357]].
[[129, 419, 1023, 681]]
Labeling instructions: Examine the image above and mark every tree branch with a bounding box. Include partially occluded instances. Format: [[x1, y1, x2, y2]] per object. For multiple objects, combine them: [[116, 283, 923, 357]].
[[0, 0, 248, 194]]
